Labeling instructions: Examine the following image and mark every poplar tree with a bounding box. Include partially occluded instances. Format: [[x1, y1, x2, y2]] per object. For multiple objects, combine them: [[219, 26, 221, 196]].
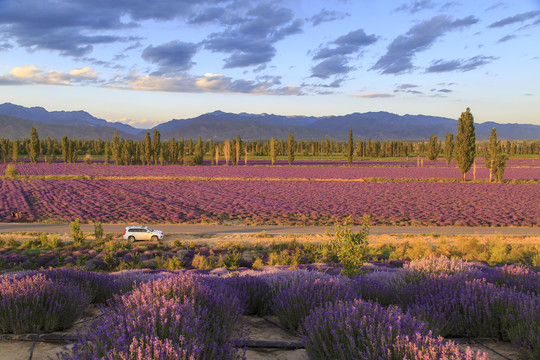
[[143, 132, 152, 165], [444, 133, 454, 166], [11, 141, 18, 163], [426, 134, 439, 161], [193, 135, 204, 165], [104, 142, 110, 164], [111, 132, 121, 165], [287, 132, 295, 165], [270, 137, 276, 165], [485, 127, 508, 183], [347, 129, 354, 165], [455, 108, 476, 181], [223, 139, 230, 165], [28, 127, 40, 164], [152, 129, 160, 165], [169, 137, 178, 165]]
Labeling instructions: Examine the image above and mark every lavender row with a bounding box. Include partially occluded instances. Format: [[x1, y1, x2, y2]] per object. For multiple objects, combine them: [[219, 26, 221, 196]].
[[2, 162, 539, 180], [1, 178, 538, 226]]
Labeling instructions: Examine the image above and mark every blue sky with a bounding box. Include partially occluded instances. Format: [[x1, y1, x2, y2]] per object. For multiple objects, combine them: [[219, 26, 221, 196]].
[[1, 0, 539, 129]]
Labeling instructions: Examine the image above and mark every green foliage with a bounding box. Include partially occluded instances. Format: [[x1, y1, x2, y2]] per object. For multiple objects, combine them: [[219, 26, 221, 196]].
[[93, 221, 104, 242], [69, 218, 85, 246], [270, 137, 276, 165], [455, 107, 476, 180], [426, 134, 440, 161], [287, 132, 295, 165], [28, 127, 40, 164], [347, 129, 354, 165], [192, 135, 204, 165], [330, 215, 370, 276], [4, 164, 18, 179], [252, 257, 265, 269], [444, 133, 454, 166], [223, 250, 242, 269], [191, 253, 217, 270]]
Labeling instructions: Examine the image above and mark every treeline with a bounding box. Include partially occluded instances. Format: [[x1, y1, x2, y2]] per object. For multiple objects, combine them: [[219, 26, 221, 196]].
[[1, 127, 539, 165]]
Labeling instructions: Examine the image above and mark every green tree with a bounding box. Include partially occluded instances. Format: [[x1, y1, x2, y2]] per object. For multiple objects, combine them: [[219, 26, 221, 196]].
[[94, 221, 104, 242], [455, 108, 476, 181], [444, 133, 454, 166], [11, 140, 18, 164], [426, 134, 439, 161], [143, 132, 152, 165], [270, 137, 277, 165], [330, 215, 370, 277], [28, 127, 40, 164], [111, 132, 121, 165], [104, 142, 110, 164], [485, 127, 507, 183], [169, 137, 179, 165], [61, 136, 69, 163], [70, 218, 85, 246], [287, 132, 295, 165], [193, 135, 204, 165], [347, 129, 354, 165], [152, 129, 160, 165]]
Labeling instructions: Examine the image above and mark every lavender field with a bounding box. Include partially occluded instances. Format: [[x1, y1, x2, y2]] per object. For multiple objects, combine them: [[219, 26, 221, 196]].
[[1, 160, 539, 180], [1, 178, 539, 226], [1, 258, 539, 359]]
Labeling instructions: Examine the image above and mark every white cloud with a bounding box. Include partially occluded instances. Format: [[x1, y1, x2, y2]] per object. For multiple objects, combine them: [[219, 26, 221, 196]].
[[1, 65, 99, 85]]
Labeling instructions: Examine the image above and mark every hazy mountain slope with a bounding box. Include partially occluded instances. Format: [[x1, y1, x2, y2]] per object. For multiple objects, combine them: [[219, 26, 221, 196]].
[[0, 115, 136, 140]]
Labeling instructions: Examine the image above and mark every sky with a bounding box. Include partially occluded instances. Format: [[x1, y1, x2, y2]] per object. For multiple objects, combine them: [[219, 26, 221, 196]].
[[0, 0, 539, 129]]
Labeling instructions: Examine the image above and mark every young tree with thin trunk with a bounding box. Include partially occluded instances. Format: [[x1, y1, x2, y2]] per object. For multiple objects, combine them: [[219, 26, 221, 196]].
[[287, 132, 295, 165], [455, 108, 476, 181], [347, 129, 354, 165], [444, 133, 454, 166]]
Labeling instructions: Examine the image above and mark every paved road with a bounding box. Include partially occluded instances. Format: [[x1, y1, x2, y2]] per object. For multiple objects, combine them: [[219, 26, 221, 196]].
[[1, 223, 539, 236]]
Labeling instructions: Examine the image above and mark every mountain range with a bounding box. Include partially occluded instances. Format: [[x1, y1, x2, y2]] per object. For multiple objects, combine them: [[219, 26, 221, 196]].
[[1, 103, 539, 141]]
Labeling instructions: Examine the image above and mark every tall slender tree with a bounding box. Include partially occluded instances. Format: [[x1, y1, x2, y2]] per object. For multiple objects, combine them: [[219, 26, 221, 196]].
[[287, 132, 295, 165], [111, 132, 121, 165], [223, 139, 231, 165], [152, 129, 160, 165], [28, 127, 40, 164], [444, 133, 454, 166], [270, 137, 276, 165], [193, 135, 204, 165], [485, 127, 508, 183], [11, 141, 18, 163], [347, 129, 354, 165], [143, 132, 152, 165], [426, 135, 439, 161], [455, 108, 476, 181]]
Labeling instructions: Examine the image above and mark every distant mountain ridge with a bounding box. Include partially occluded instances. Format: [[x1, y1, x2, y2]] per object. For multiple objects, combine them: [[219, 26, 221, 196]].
[[0, 103, 141, 135], [1, 103, 539, 141]]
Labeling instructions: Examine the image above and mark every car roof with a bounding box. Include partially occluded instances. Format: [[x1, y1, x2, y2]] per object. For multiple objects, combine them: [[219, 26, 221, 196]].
[[126, 226, 149, 230]]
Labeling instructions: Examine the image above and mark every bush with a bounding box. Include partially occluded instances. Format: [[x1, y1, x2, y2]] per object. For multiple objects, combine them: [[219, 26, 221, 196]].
[[0, 273, 91, 333], [61, 273, 244, 360], [300, 299, 489, 360], [270, 277, 355, 331], [70, 218, 85, 245], [330, 215, 370, 276], [220, 274, 271, 315], [4, 164, 18, 179]]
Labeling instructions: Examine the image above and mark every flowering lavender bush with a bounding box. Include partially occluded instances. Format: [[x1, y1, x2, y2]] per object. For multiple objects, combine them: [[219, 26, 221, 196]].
[[270, 277, 355, 331], [484, 264, 540, 295], [218, 274, 271, 315], [0, 273, 91, 333], [61, 272, 245, 360], [301, 298, 488, 360], [350, 273, 397, 306]]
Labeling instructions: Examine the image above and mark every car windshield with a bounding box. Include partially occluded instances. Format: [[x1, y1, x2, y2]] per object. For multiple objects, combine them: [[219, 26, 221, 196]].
[[145, 227, 153, 232]]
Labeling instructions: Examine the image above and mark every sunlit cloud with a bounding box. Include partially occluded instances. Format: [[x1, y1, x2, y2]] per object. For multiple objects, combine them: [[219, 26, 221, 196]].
[[355, 92, 394, 98], [0, 65, 99, 85]]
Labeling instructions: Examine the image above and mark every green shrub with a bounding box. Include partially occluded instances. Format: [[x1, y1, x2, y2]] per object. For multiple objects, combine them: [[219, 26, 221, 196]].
[[191, 254, 216, 270], [94, 222, 104, 242], [70, 219, 85, 246], [4, 164, 18, 179], [330, 215, 370, 276]]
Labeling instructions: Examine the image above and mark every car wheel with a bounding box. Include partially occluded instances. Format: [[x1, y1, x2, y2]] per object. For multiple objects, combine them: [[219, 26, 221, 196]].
[[128, 235, 135, 243], [151, 235, 158, 241]]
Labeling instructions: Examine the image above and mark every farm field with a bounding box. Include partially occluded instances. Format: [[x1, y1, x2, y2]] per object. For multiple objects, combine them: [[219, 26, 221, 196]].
[[1, 158, 539, 226]]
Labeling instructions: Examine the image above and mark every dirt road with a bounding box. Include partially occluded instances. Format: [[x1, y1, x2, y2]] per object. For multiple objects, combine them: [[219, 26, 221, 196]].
[[1, 223, 539, 236]]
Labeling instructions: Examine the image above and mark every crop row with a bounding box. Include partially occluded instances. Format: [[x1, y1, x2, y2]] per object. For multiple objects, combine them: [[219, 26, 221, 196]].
[[1, 162, 539, 180], [1, 178, 538, 226], [1, 257, 538, 359]]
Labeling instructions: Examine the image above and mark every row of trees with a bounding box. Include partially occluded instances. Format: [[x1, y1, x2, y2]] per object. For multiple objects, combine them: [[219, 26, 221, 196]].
[[0, 109, 526, 182]]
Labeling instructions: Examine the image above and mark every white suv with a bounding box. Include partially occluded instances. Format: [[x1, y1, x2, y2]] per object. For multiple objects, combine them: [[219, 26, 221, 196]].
[[123, 226, 164, 242]]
